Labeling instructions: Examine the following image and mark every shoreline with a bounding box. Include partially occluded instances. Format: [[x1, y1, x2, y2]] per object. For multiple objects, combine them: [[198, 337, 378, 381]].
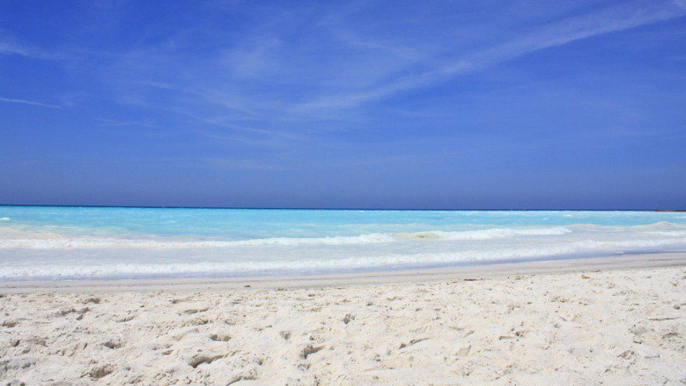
[[2, 253, 685, 384], [3, 251, 685, 293]]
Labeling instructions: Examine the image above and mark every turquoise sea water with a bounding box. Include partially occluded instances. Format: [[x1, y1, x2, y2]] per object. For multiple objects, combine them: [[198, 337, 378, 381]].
[[1, 206, 685, 281]]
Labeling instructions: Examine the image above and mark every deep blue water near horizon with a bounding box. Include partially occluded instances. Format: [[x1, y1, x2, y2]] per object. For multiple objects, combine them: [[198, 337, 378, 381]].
[[1, 206, 685, 281]]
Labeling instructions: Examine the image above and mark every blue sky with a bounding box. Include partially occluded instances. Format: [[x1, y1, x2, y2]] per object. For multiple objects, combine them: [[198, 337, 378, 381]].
[[1, 0, 685, 209]]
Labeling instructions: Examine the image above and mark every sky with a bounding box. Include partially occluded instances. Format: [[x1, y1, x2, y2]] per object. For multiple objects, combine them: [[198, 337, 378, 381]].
[[1, 0, 685, 209]]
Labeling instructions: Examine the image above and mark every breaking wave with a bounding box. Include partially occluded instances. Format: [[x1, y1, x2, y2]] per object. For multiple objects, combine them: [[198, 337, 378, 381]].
[[0, 227, 574, 249]]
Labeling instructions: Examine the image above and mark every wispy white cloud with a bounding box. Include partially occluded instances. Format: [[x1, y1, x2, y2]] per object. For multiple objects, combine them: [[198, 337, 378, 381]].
[[0, 40, 31, 57], [120, 99, 304, 140], [0, 97, 62, 109], [201, 157, 284, 171], [220, 38, 281, 79], [144, 155, 285, 171], [95, 118, 157, 128], [295, 2, 686, 112], [0, 37, 69, 60], [61, 0, 686, 146]]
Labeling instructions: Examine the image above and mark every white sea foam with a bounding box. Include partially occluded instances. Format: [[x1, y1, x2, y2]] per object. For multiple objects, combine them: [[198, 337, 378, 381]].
[[1, 217, 686, 280], [0, 246, 585, 279], [0, 250, 550, 279], [1, 237, 684, 281], [0, 227, 575, 249], [407, 227, 572, 240], [0, 233, 397, 249], [0, 217, 9, 221]]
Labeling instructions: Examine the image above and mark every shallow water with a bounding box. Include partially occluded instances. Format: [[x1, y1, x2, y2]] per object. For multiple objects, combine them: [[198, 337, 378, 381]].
[[1, 206, 685, 280]]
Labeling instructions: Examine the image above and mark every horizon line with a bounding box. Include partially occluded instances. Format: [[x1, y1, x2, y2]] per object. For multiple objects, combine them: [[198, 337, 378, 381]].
[[0, 204, 683, 212]]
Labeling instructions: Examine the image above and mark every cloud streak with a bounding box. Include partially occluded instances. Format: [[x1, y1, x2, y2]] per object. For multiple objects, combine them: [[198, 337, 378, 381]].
[[0, 97, 62, 109], [96, 118, 157, 128], [295, 2, 686, 112], [0, 38, 69, 60], [0, 41, 31, 57], [25, 0, 684, 145]]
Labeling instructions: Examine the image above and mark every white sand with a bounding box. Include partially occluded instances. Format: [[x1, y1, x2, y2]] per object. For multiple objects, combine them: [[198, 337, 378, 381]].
[[1, 254, 686, 385]]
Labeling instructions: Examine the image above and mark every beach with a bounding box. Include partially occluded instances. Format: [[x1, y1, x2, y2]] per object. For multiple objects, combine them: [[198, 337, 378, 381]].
[[3, 0, 686, 383], [2, 254, 685, 385]]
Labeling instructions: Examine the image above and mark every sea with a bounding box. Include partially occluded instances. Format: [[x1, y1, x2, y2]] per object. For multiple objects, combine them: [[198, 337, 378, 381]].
[[1, 206, 685, 281]]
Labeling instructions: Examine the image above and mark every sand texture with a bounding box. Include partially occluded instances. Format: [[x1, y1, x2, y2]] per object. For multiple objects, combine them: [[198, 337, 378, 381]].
[[2, 266, 686, 385]]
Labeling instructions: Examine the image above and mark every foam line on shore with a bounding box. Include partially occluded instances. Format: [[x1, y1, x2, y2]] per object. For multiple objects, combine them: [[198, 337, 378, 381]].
[[2, 252, 685, 293]]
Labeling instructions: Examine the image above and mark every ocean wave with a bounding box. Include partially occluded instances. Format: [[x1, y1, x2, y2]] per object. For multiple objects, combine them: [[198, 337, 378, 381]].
[[0, 233, 396, 249], [3, 238, 685, 281], [1, 223, 685, 252], [648, 231, 686, 237], [401, 227, 572, 240], [0, 246, 586, 279], [0, 227, 573, 249]]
